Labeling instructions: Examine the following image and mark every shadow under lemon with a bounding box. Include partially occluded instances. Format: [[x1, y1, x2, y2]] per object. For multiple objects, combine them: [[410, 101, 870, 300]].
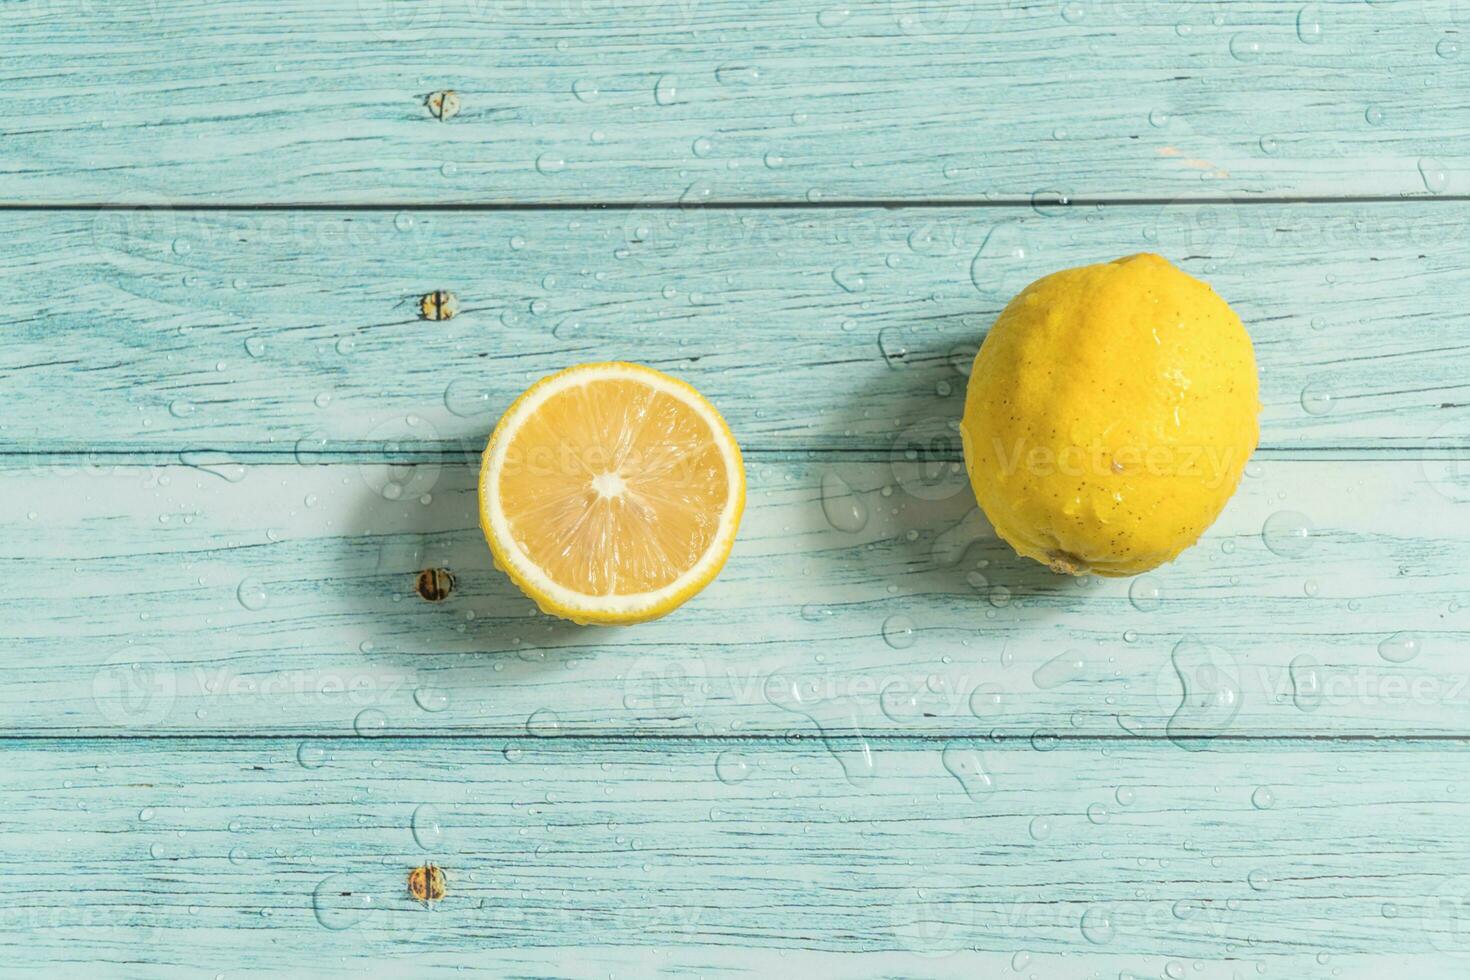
[[334, 442, 590, 731], [844, 311, 1088, 604]]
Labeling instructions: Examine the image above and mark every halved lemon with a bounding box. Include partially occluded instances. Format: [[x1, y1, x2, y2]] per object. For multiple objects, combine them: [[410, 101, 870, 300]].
[[478, 362, 745, 625]]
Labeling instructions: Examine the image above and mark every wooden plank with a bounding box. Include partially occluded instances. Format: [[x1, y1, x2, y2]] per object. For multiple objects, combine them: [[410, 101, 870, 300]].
[[0, 1, 1463, 203], [9, 457, 1470, 737], [8, 203, 1470, 454], [10, 735, 1470, 974]]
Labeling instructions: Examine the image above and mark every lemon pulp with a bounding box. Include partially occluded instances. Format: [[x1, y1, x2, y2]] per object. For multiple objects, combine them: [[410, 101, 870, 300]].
[[479, 362, 744, 624]]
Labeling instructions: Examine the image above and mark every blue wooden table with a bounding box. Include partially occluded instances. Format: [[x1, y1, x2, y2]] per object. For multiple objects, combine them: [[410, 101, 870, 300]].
[[6, 0, 1470, 975]]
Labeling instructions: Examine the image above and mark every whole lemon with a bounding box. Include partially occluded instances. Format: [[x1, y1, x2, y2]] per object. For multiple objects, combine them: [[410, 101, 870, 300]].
[[961, 253, 1259, 577]]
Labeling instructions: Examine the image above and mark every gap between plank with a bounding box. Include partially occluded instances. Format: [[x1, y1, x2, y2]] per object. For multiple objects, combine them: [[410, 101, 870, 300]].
[[2, 196, 1470, 212], [0, 446, 1459, 467], [4, 734, 1470, 744]]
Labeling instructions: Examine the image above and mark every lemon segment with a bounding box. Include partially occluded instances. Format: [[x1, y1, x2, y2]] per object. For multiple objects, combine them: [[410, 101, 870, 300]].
[[478, 362, 745, 625], [961, 254, 1260, 577]]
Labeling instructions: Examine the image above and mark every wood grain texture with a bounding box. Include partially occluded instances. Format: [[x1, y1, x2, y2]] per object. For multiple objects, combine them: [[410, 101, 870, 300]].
[[8, 2, 1470, 972], [10, 457, 1467, 737], [0, 1, 1464, 203], [9, 735, 1470, 974], [8, 204, 1470, 454]]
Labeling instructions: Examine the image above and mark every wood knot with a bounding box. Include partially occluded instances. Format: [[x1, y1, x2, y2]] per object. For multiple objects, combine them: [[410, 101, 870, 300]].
[[416, 568, 455, 602], [425, 90, 460, 120], [419, 290, 458, 321], [408, 863, 446, 904]]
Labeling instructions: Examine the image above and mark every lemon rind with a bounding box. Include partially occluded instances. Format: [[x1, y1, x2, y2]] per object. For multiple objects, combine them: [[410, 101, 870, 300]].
[[478, 361, 746, 626]]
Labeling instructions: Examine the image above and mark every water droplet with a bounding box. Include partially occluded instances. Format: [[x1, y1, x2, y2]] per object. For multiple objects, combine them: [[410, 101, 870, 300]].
[[1437, 37, 1460, 59], [1259, 135, 1279, 155], [1079, 906, 1115, 944], [969, 683, 1003, 719], [824, 735, 876, 788], [571, 79, 599, 102], [444, 378, 493, 417], [1364, 104, 1385, 126], [691, 137, 713, 157], [1148, 109, 1169, 128], [335, 335, 356, 356], [228, 847, 247, 865], [816, 6, 851, 27], [881, 614, 916, 649], [876, 326, 913, 368], [1296, 4, 1322, 43], [1300, 380, 1334, 415], [1229, 33, 1263, 61], [503, 745, 523, 762], [414, 686, 450, 713], [139, 807, 154, 822], [1028, 816, 1052, 840], [1032, 650, 1087, 689], [763, 151, 785, 169], [313, 873, 378, 930], [297, 741, 331, 769], [526, 707, 561, 737], [1115, 786, 1135, 806], [236, 577, 269, 610], [1251, 785, 1275, 809], [181, 450, 247, 483], [714, 64, 761, 85], [941, 743, 995, 801], [1247, 869, 1270, 891], [411, 803, 447, 850], [172, 238, 192, 255], [800, 604, 833, 624], [1419, 158, 1451, 194], [969, 223, 1031, 298], [653, 75, 679, 105], [393, 212, 415, 233], [1030, 189, 1071, 217], [820, 471, 869, 532], [1060, 2, 1085, 23], [1262, 510, 1314, 557], [714, 750, 752, 784], [831, 267, 866, 292], [535, 153, 566, 175], [314, 391, 332, 409], [353, 708, 388, 737], [1128, 575, 1163, 612], [244, 336, 266, 358], [439, 161, 458, 179], [1086, 802, 1109, 824], [1378, 631, 1421, 663], [169, 399, 195, 419], [1289, 654, 1323, 712], [1166, 639, 1241, 745]]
